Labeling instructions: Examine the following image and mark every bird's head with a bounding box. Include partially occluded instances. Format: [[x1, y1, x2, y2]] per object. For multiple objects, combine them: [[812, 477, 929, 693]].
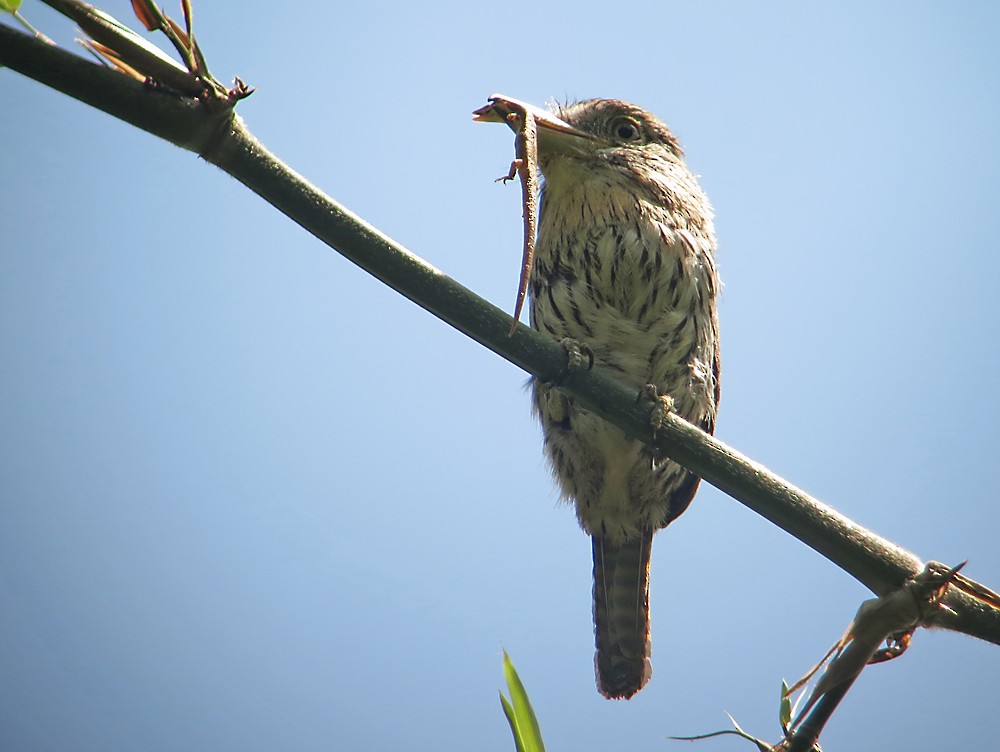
[[474, 94, 685, 193]]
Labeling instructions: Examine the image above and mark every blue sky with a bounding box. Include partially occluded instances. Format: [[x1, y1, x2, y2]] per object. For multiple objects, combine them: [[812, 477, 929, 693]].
[[3, 1, 999, 750]]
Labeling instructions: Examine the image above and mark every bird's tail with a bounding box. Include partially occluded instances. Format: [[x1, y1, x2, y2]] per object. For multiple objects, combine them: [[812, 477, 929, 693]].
[[592, 529, 653, 699]]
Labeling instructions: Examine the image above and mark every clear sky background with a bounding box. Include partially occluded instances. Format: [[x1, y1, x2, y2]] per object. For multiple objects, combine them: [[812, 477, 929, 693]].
[[3, 1, 999, 750]]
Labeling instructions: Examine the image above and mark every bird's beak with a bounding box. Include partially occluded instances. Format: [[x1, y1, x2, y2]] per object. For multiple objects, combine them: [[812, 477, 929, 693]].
[[473, 94, 600, 155]]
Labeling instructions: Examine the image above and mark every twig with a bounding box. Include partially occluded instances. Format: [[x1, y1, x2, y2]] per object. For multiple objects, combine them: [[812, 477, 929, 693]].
[[779, 562, 966, 752]]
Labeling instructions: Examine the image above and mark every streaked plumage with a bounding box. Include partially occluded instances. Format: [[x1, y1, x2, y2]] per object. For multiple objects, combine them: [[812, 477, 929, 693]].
[[528, 99, 720, 699]]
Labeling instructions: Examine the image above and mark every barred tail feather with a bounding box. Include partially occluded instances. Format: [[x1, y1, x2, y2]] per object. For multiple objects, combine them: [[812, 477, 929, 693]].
[[592, 530, 653, 699]]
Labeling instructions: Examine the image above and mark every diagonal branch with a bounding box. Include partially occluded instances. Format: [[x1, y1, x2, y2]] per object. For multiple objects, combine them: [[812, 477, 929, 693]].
[[2, 21, 997, 647]]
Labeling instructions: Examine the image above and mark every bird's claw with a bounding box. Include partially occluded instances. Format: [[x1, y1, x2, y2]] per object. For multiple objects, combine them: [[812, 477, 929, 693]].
[[637, 385, 674, 470], [637, 384, 675, 432], [561, 337, 594, 373], [542, 338, 594, 386]]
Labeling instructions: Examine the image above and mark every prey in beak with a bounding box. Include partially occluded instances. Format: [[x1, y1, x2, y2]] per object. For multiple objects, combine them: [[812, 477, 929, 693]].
[[473, 94, 600, 148], [473, 94, 600, 334]]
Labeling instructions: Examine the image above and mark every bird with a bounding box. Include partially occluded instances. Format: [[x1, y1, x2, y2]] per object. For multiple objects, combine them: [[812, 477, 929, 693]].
[[479, 96, 720, 699]]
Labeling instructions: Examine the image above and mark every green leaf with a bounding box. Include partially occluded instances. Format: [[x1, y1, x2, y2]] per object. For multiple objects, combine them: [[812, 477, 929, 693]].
[[1, 0, 22, 14], [499, 651, 545, 752], [779, 679, 792, 731], [499, 692, 524, 752]]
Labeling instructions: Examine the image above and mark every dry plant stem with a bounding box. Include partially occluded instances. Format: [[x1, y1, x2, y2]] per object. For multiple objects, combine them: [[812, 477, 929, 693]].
[[780, 562, 964, 751], [2, 24, 999, 648], [41, 0, 205, 95]]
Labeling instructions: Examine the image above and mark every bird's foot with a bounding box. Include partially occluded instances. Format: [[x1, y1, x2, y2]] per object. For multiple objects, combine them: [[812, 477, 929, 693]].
[[637, 384, 675, 430], [637, 385, 674, 469], [547, 337, 594, 385], [561, 337, 594, 372]]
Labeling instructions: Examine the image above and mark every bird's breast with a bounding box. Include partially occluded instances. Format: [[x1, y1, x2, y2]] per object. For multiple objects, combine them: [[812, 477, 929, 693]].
[[530, 190, 715, 388]]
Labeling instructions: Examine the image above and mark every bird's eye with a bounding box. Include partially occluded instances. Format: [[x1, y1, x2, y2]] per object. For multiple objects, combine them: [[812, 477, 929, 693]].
[[611, 117, 643, 142]]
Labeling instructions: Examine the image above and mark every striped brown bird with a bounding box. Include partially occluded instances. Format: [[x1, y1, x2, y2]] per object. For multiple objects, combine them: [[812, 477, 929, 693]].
[[482, 97, 720, 699]]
